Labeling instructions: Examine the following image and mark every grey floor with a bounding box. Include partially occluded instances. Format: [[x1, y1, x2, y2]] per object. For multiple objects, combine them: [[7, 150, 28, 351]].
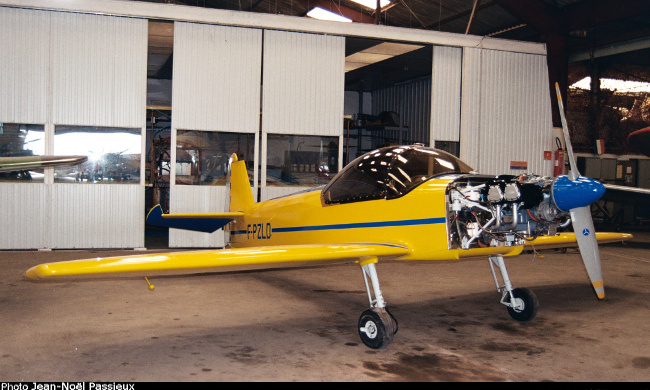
[[2, 232, 649, 381]]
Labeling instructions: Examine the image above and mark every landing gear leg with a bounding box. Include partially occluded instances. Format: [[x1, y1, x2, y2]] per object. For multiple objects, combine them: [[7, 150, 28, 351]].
[[358, 258, 398, 349], [489, 255, 538, 321]]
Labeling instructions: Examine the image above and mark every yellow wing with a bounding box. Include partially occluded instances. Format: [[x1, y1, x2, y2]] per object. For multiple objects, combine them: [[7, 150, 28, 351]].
[[525, 232, 632, 251], [23, 243, 410, 281]]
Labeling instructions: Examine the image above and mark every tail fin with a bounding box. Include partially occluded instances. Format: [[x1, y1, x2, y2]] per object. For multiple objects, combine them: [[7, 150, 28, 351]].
[[228, 153, 255, 212]]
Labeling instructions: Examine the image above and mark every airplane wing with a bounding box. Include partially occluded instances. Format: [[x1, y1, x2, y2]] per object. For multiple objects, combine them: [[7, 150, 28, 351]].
[[146, 204, 243, 233], [0, 155, 88, 172], [524, 232, 632, 251], [23, 242, 410, 281], [601, 183, 650, 204]]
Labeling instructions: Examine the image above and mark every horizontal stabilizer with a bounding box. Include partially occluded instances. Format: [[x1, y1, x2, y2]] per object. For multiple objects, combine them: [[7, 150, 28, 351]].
[[146, 204, 243, 233], [23, 242, 410, 281]]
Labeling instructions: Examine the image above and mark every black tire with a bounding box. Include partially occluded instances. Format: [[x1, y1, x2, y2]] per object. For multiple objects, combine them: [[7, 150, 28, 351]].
[[507, 287, 539, 322], [358, 308, 397, 349]]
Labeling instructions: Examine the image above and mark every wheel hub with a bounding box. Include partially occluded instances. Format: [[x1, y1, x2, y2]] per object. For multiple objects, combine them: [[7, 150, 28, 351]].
[[360, 321, 378, 339], [511, 297, 525, 312]]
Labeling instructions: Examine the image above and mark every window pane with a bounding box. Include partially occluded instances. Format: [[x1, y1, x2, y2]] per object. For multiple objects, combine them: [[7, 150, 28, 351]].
[[176, 130, 255, 186], [434, 140, 460, 157], [322, 152, 389, 204], [386, 147, 472, 198], [53, 126, 141, 184], [266, 135, 338, 186], [0, 123, 45, 182]]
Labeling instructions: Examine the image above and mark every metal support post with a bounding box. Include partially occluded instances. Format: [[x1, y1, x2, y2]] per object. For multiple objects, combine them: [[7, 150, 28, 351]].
[[360, 258, 385, 309]]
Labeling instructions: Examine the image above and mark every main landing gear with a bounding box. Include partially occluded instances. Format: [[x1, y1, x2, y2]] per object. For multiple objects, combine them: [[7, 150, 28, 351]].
[[355, 255, 538, 349], [357, 258, 398, 349], [489, 255, 539, 321]]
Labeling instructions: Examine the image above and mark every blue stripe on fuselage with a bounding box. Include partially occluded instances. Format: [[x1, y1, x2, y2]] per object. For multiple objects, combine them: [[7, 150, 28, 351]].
[[230, 217, 445, 235]]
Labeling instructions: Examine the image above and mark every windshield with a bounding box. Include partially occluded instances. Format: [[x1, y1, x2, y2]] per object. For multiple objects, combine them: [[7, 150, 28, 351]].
[[322, 145, 473, 205]]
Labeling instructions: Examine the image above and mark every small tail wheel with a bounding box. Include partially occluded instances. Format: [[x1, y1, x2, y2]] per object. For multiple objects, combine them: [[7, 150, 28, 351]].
[[358, 308, 398, 349], [507, 287, 539, 322]]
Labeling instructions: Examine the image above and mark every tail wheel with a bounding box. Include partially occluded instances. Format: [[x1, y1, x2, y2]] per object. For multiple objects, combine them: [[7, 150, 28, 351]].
[[507, 287, 539, 322], [358, 308, 397, 349]]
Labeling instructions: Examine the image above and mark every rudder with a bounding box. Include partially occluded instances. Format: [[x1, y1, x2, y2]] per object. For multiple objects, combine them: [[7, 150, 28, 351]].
[[228, 153, 255, 212]]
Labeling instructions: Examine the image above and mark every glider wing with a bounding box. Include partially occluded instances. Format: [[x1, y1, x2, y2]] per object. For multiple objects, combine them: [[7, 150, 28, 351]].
[[0, 155, 88, 172]]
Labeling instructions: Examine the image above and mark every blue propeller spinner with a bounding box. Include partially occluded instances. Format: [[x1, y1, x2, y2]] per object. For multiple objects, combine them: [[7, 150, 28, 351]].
[[551, 175, 606, 212]]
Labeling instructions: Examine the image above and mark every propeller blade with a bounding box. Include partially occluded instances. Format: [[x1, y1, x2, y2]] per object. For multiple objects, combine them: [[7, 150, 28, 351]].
[[570, 206, 605, 299], [555, 82, 580, 180], [555, 82, 605, 299]]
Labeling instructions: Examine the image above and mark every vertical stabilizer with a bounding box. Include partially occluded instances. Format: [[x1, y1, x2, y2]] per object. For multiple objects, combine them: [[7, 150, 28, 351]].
[[228, 153, 255, 212]]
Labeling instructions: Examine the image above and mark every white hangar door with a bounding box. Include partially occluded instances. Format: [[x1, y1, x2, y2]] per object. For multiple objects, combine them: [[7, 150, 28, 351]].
[[459, 48, 554, 176], [0, 7, 50, 249], [49, 12, 148, 249], [170, 27, 344, 248], [170, 22, 262, 248], [430, 46, 463, 146], [260, 30, 345, 201], [0, 7, 147, 249]]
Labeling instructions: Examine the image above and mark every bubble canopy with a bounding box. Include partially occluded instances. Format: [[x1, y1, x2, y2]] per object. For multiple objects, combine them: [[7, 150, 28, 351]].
[[322, 145, 474, 204]]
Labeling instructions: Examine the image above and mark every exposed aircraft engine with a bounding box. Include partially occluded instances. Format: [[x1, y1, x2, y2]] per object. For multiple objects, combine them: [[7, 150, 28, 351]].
[[446, 174, 590, 250]]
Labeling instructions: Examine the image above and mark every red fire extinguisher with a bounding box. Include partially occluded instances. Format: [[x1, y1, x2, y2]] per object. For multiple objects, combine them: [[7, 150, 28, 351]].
[[554, 137, 565, 177]]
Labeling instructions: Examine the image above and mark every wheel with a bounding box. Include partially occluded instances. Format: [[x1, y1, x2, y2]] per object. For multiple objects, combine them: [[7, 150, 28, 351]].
[[507, 287, 539, 322], [358, 308, 398, 349]]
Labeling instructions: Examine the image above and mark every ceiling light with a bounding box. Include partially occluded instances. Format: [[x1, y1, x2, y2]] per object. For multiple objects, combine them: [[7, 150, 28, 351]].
[[306, 7, 352, 23], [349, 0, 391, 9], [345, 42, 424, 72]]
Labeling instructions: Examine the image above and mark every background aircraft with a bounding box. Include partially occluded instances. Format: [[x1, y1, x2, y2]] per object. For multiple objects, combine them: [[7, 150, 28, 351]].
[[23, 85, 631, 349], [627, 127, 650, 158], [0, 155, 88, 173], [592, 126, 650, 225]]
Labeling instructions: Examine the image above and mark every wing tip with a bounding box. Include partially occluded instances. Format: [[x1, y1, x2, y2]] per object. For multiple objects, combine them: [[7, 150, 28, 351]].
[[146, 204, 163, 221], [23, 264, 52, 281]]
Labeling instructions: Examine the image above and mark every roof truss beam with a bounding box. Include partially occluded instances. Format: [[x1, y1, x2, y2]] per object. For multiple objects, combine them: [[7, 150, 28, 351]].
[[495, 0, 650, 34]]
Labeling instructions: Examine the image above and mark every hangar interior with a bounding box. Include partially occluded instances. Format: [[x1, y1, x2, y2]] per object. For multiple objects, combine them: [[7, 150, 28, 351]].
[[1, 0, 649, 249]]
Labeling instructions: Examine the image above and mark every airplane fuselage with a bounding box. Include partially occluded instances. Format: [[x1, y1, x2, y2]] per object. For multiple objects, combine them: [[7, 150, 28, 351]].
[[229, 177, 522, 261]]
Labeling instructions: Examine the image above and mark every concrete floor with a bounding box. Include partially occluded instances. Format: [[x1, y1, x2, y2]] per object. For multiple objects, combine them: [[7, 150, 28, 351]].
[[2, 232, 649, 382]]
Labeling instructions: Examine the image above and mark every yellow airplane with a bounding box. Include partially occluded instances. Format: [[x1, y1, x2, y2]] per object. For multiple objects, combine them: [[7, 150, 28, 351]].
[[23, 85, 632, 349]]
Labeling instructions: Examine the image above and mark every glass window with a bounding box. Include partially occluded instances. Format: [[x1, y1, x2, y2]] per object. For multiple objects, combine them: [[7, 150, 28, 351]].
[[53, 126, 141, 184], [322, 145, 473, 204], [266, 135, 339, 186], [0, 123, 45, 182], [434, 140, 460, 157], [321, 149, 390, 204], [385, 147, 472, 197], [176, 130, 254, 185]]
